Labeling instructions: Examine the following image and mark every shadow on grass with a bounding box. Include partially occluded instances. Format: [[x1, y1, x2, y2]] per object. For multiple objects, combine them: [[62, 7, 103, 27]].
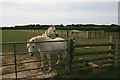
[[54, 66, 119, 80]]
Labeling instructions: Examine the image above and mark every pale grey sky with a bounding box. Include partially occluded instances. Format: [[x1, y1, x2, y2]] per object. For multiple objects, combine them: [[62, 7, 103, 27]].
[[0, 0, 119, 27]]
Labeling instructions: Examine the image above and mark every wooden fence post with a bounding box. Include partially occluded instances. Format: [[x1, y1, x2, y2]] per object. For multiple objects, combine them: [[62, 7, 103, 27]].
[[109, 35, 116, 66], [111, 40, 116, 66], [86, 31, 89, 39], [103, 30, 105, 38], [95, 30, 96, 39], [109, 35, 112, 51], [66, 39, 74, 72], [67, 30, 69, 37]]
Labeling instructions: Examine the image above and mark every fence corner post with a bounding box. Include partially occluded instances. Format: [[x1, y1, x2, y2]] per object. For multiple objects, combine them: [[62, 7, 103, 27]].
[[66, 38, 74, 72]]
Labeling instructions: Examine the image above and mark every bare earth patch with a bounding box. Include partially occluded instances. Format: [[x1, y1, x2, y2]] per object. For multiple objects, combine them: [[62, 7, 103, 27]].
[[1, 52, 57, 79]]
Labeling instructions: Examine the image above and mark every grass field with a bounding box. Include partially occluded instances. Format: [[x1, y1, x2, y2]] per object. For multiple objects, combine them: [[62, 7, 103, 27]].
[[2, 30, 110, 52], [1, 30, 119, 79]]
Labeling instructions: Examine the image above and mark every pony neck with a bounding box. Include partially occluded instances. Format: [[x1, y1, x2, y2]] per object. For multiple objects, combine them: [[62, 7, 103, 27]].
[[42, 29, 49, 36]]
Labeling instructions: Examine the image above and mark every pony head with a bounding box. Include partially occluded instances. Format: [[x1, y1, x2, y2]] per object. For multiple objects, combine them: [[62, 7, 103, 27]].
[[27, 36, 50, 56], [27, 37, 37, 56], [47, 26, 59, 37]]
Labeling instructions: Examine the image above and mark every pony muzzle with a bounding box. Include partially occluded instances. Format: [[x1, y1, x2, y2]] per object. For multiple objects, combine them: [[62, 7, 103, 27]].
[[29, 52, 33, 56], [56, 34, 59, 37]]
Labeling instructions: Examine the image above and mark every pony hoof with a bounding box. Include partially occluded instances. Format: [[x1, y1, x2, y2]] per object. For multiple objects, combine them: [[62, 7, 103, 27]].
[[56, 60, 60, 65], [40, 66, 44, 70], [40, 68, 44, 70], [47, 69, 52, 73], [56, 62, 59, 65]]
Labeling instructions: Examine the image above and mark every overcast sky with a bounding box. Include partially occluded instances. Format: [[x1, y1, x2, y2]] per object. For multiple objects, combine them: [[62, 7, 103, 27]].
[[0, 0, 119, 27]]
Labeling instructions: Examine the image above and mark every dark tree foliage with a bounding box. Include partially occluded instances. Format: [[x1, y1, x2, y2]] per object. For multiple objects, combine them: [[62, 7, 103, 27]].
[[1, 24, 119, 31]]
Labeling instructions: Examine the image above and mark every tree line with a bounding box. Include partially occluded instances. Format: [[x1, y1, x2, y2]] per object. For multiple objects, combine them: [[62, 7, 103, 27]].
[[1, 24, 119, 31]]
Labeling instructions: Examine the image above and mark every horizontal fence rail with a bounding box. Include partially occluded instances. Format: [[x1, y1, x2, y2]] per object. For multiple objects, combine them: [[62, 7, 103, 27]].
[[1, 57, 63, 68], [1, 40, 67, 45], [74, 42, 115, 47], [73, 55, 114, 62], [70, 41, 116, 72], [74, 50, 115, 56], [1, 49, 67, 56]]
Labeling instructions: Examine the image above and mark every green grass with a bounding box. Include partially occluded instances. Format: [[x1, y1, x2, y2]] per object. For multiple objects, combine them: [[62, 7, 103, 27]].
[[54, 66, 119, 79], [2, 30, 40, 52], [2, 30, 110, 52]]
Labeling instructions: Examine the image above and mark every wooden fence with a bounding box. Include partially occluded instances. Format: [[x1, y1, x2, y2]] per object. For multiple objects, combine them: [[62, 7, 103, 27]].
[[1, 39, 116, 79], [66, 39, 116, 72]]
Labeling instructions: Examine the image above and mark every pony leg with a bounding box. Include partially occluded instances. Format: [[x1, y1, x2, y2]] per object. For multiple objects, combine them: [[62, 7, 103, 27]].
[[46, 54, 52, 71], [63, 51, 67, 58], [56, 53, 60, 65], [40, 53, 44, 68]]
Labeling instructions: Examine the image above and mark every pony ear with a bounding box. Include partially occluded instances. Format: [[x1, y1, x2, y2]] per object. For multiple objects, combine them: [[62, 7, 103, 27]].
[[52, 25, 55, 27]]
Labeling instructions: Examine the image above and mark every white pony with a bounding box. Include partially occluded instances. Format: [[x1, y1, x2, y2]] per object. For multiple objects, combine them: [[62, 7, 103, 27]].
[[71, 30, 81, 36], [27, 36, 67, 71], [41, 26, 59, 38]]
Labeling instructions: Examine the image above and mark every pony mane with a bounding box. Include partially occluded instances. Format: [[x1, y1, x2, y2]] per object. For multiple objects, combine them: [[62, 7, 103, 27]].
[[42, 27, 52, 36], [42, 26, 57, 37], [35, 36, 52, 41], [28, 36, 52, 43]]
